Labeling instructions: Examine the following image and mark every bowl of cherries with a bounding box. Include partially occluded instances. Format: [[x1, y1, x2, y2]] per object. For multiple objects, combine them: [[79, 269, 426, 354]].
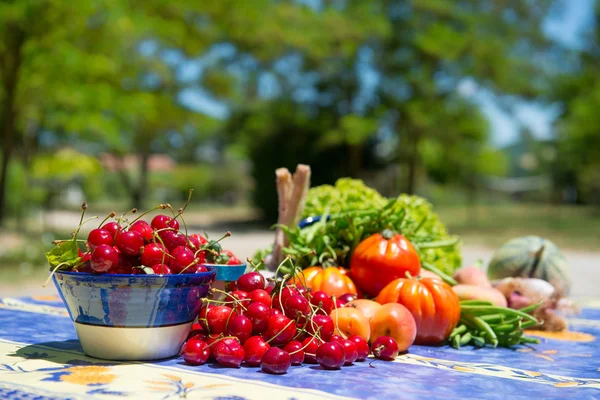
[[46, 201, 241, 361]]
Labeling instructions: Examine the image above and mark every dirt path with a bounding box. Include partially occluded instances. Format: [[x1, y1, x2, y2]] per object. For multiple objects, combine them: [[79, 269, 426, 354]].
[[1, 229, 598, 300]]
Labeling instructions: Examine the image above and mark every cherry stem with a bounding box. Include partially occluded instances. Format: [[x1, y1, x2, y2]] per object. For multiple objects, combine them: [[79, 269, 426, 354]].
[[265, 319, 296, 345], [125, 205, 162, 228], [72, 202, 88, 242], [177, 208, 190, 241], [172, 189, 194, 222], [210, 289, 249, 312], [194, 231, 232, 259], [98, 212, 117, 228], [178, 258, 199, 274], [207, 335, 239, 348]]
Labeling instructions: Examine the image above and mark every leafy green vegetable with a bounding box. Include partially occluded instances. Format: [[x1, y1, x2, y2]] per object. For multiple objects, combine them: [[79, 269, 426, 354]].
[[259, 178, 462, 275], [45, 241, 81, 270]]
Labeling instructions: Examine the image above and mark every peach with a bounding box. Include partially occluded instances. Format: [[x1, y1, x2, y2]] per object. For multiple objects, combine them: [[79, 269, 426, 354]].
[[370, 303, 417, 352], [453, 266, 491, 288], [346, 299, 382, 321], [452, 284, 507, 307], [329, 307, 370, 342]]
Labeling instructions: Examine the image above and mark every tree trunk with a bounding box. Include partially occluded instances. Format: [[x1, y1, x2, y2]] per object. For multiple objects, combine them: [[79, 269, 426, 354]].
[[0, 26, 25, 227], [406, 130, 421, 195], [131, 150, 150, 209]]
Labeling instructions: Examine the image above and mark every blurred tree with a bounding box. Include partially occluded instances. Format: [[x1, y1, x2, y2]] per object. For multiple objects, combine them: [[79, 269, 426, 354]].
[[551, 2, 600, 205]]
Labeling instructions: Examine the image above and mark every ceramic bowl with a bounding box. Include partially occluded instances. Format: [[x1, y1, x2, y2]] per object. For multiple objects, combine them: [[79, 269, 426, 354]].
[[203, 263, 247, 294], [52, 268, 216, 361]]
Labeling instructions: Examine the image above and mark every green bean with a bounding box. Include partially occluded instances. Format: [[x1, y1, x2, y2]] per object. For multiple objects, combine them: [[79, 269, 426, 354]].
[[459, 300, 494, 306], [493, 323, 520, 333], [421, 262, 458, 286], [450, 324, 467, 340], [518, 302, 542, 314], [520, 336, 540, 344], [470, 316, 498, 347], [452, 334, 461, 349], [471, 336, 486, 347], [498, 316, 520, 326], [479, 314, 504, 324], [521, 320, 539, 329], [459, 306, 539, 323], [459, 332, 472, 346]]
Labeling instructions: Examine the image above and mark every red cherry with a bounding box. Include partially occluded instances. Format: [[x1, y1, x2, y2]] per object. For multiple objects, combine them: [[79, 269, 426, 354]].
[[270, 308, 282, 317], [151, 263, 172, 275], [227, 315, 252, 344], [348, 335, 370, 361], [170, 246, 188, 256], [87, 229, 113, 250], [230, 290, 249, 301], [181, 339, 210, 365], [340, 339, 358, 365], [272, 286, 299, 311], [78, 249, 91, 263], [90, 244, 119, 272], [305, 314, 335, 342], [169, 247, 197, 273], [245, 303, 271, 334], [337, 293, 357, 305], [309, 291, 333, 315], [243, 336, 270, 367], [188, 233, 208, 251], [316, 341, 346, 370], [115, 230, 144, 256], [282, 340, 304, 366], [151, 214, 180, 231], [237, 272, 265, 292], [194, 265, 208, 273], [283, 294, 310, 322], [329, 334, 344, 343], [261, 347, 291, 375], [249, 289, 272, 307], [159, 230, 187, 252], [265, 285, 275, 295], [141, 243, 169, 267], [206, 306, 237, 335], [371, 336, 399, 361], [265, 314, 296, 346], [334, 298, 346, 308], [102, 222, 121, 238], [213, 339, 244, 368], [301, 337, 323, 364], [129, 220, 153, 242]]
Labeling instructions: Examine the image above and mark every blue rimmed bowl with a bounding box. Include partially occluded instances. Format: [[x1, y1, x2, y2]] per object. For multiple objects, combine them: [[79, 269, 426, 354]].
[[52, 267, 216, 361]]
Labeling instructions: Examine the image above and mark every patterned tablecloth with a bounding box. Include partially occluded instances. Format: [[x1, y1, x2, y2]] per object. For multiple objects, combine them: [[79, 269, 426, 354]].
[[0, 296, 599, 400]]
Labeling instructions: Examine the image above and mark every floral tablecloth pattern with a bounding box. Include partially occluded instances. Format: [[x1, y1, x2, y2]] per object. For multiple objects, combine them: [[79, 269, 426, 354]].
[[1, 296, 599, 400]]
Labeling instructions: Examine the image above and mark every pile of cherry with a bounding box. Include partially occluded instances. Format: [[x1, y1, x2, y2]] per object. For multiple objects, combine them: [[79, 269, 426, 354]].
[[181, 271, 400, 374], [80, 213, 241, 274]]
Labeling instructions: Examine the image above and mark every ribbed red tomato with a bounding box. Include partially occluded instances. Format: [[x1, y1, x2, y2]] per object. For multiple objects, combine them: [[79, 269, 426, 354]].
[[375, 277, 460, 345], [288, 266, 357, 298], [349, 231, 421, 297]]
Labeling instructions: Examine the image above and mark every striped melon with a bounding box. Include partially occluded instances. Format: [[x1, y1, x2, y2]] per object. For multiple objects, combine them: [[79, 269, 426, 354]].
[[487, 236, 571, 295]]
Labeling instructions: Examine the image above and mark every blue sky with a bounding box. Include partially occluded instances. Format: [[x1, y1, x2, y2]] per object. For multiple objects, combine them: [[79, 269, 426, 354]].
[[178, 0, 596, 147]]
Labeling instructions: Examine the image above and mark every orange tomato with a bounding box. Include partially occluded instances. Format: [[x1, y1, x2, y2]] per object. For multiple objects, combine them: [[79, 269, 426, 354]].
[[329, 307, 370, 342], [289, 266, 357, 298], [376, 277, 460, 345], [350, 231, 421, 297]]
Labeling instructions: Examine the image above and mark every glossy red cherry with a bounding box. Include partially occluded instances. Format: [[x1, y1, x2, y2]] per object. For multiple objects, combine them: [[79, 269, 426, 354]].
[[90, 244, 119, 272], [159, 230, 187, 252], [181, 339, 210, 365], [309, 291, 333, 315], [213, 339, 245, 368], [271, 286, 299, 311], [348, 335, 370, 361], [141, 243, 169, 267], [227, 315, 252, 344], [188, 233, 208, 251], [78, 249, 91, 264], [194, 265, 208, 273], [87, 229, 113, 250], [245, 303, 271, 334], [169, 247, 197, 273], [151, 214, 180, 231], [371, 336, 399, 361], [237, 272, 265, 292], [243, 336, 270, 367], [316, 341, 346, 370], [282, 340, 304, 366], [329, 334, 343, 343], [265, 314, 296, 346], [151, 263, 172, 275], [301, 337, 323, 364], [305, 314, 335, 342], [249, 289, 272, 307], [115, 230, 144, 256], [283, 295, 310, 322], [338, 293, 357, 305], [230, 290, 249, 301], [102, 222, 121, 238], [261, 347, 291, 375], [340, 339, 358, 365], [129, 220, 153, 242], [206, 306, 237, 335], [270, 308, 282, 317]]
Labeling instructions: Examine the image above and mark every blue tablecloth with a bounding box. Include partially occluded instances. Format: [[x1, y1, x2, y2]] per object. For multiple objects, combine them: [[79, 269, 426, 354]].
[[0, 296, 599, 399]]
